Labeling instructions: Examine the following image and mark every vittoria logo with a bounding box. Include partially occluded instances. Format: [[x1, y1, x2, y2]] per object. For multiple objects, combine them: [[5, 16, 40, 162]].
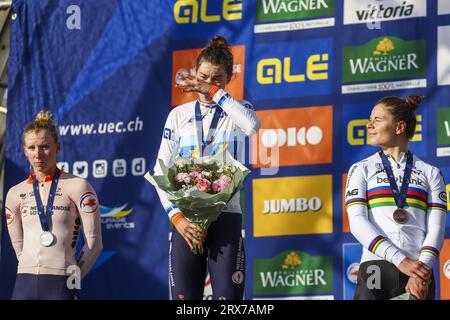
[[344, 0, 426, 25]]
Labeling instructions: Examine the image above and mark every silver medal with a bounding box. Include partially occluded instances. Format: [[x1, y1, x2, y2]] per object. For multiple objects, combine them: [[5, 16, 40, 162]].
[[40, 231, 55, 247]]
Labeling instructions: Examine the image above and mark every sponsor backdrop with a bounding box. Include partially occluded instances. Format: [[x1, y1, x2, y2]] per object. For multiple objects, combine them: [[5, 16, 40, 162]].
[[1, 0, 449, 300]]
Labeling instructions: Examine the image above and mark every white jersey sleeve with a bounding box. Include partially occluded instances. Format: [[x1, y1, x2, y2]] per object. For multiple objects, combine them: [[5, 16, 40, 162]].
[[345, 161, 407, 267], [419, 167, 447, 268], [212, 89, 260, 136], [153, 109, 182, 219]]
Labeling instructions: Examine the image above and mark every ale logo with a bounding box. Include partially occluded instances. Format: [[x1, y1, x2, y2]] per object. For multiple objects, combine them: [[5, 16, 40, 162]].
[[253, 175, 333, 237], [252, 106, 333, 168], [250, 38, 333, 99], [348, 114, 423, 146], [173, 0, 242, 24], [172, 45, 245, 106], [257, 54, 329, 84], [253, 250, 333, 296]]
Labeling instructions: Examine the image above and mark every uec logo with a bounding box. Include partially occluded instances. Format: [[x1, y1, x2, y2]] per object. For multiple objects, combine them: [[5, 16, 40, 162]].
[[257, 54, 329, 84], [174, 0, 242, 24], [260, 127, 323, 148]]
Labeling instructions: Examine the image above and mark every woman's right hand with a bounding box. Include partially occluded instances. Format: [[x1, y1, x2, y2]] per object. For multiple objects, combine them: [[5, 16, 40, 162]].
[[398, 257, 431, 282], [174, 217, 206, 251]]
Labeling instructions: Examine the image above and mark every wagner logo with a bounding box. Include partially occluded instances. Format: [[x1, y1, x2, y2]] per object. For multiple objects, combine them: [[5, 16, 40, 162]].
[[172, 45, 244, 106], [342, 36, 426, 94], [343, 0, 426, 25], [253, 250, 333, 296], [173, 0, 242, 24], [250, 38, 332, 99], [252, 106, 332, 168], [347, 114, 423, 146], [254, 0, 335, 33], [253, 175, 332, 237], [100, 204, 135, 229]]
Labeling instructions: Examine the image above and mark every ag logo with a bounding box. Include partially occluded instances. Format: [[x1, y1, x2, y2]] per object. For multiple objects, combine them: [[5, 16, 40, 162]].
[[346, 189, 358, 197]]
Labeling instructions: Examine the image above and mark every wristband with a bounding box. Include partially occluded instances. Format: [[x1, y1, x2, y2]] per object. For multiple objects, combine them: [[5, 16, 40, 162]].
[[208, 85, 220, 98], [171, 212, 186, 227]]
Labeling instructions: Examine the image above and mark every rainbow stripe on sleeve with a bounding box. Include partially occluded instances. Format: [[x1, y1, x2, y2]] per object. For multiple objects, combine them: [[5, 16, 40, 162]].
[[345, 198, 367, 209], [420, 246, 439, 259], [368, 235, 386, 254], [427, 203, 447, 212]]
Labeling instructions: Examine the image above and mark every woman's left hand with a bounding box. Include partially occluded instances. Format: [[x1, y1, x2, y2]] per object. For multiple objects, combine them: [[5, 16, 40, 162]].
[[405, 277, 429, 300], [175, 73, 211, 95]]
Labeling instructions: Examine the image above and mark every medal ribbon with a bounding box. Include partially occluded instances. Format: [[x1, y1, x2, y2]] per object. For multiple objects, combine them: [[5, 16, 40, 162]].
[[379, 151, 413, 209], [195, 101, 222, 157], [32, 167, 60, 232]]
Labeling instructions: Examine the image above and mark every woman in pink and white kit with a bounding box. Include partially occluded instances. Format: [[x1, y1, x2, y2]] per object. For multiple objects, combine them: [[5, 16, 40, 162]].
[[4, 111, 103, 300]]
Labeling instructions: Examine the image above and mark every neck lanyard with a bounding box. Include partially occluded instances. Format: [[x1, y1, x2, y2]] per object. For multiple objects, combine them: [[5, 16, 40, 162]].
[[378, 151, 413, 209], [32, 168, 60, 232], [195, 101, 222, 157]]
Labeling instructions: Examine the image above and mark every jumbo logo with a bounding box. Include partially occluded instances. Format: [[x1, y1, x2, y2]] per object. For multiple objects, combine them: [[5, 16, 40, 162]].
[[252, 106, 332, 168], [172, 45, 245, 106], [173, 0, 242, 24], [250, 38, 333, 99], [257, 54, 329, 84], [253, 175, 333, 237], [347, 114, 423, 146]]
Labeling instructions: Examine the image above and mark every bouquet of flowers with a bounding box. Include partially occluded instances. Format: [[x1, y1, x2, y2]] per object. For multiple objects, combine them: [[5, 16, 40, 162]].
[[144, 151, 250, 253]]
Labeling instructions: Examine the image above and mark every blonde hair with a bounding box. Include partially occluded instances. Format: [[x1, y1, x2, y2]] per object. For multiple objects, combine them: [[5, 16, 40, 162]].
[[22, 110, 60, 144]]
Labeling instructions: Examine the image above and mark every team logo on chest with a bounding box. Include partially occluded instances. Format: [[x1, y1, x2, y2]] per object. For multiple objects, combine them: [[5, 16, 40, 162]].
[[79, 192, 98, 213]]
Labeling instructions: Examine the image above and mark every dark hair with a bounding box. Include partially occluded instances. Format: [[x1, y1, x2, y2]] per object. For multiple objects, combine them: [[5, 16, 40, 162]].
[[376, 94, 424, 139], [22, 110, 60, 145], [196, 35, 233, 78]]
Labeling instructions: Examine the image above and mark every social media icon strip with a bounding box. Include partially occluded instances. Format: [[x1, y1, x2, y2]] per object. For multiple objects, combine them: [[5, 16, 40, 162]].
[[93, 160, 108, 178], [73, 161, 88, 178], [132, 158, 146, 176], [113, 159, 127, 177]]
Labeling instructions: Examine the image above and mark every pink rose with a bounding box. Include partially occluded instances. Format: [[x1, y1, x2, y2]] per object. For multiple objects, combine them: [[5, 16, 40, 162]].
[[175, 172, 189, 183], [196, 178, 211, 192], [188, 171, 200, 181], [211, 181, 221, 192], [201, 171, 212, 178]]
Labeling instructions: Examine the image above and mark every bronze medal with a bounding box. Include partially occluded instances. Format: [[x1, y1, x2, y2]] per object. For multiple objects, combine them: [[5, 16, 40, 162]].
[[393, 208, 409, 224]]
